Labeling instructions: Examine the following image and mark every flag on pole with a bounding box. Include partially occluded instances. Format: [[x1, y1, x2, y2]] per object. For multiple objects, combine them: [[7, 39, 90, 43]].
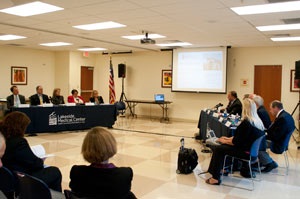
[[109, 56, 116, 104]]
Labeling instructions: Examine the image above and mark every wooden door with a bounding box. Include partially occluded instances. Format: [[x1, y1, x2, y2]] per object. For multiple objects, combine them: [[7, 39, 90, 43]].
[[254, 65, 282, 121], [81, 66, 94, 102]]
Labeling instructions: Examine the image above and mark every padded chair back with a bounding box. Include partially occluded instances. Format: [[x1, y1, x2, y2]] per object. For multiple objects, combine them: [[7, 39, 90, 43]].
[[115, 101, 126, 110], [0, 167, 16, 199], [16, 172, 51, 199], [282, 129, 295, 151], [250, 135, 265, 159]]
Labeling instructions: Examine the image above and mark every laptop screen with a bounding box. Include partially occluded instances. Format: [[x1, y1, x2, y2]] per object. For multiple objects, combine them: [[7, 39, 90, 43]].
[[154, 94, 164, 102]]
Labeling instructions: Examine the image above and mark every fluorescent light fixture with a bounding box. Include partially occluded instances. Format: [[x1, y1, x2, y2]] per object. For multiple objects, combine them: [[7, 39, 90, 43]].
[[40, 42, 72, 46], [73, 21, 126, 30], [122, 34, 166, 40], [257, 23, 300, 31], [0, 1, 64, 17], [231, 1, 300, 15], [0, 34, 26, 40], [78, 47, 107, 51], [271, 37, 300, 41], [156, 42, 192, 47]]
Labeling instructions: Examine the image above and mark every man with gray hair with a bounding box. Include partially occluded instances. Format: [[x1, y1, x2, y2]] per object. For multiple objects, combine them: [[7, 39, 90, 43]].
[[253, 95, 271, 129]]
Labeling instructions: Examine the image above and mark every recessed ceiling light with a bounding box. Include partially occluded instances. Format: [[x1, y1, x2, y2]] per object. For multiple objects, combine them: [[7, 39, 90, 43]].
[[156, 42, 192, 47], [122, 34, 166, 40], [0, 34, 26, 40], [231, 1, 300, 15], [73, 21, 126, 30], [271, 37, 300, 41], [0, 1, 64, 17], [78, 47, 107, 51], [40, 42, 72, 46], [257, 23, 300, 31]]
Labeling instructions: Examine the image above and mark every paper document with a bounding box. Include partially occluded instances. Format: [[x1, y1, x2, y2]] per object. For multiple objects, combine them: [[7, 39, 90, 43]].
[[30, 144, 54, 159]]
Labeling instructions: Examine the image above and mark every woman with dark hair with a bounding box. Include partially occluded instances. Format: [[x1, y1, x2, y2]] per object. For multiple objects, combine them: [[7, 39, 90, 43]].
[[67, 89, 85, 104], [51, 88, 65, 105], [1, 112, 62, 192]]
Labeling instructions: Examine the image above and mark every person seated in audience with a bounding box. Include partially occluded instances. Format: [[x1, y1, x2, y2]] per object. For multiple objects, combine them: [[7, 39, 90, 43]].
[[0, 133, 5, 168], [67, 89, 85, 104], [0, 112, 62, 192], [206, 98, 265, 185], [30, 85, 50, 105], [252, 95, 271, 129], [69, 127, 136, 199], [51, 88, 65, 105], [89, 90, 104, 104], [6, 86, 26, 110], [221, 91, 242, 115], [258, 100, 295, 173]]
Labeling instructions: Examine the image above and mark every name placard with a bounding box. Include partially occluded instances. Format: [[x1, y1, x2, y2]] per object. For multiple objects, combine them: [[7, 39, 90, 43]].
[[225, 121, 232, 127], [218, 117, 224, 122]]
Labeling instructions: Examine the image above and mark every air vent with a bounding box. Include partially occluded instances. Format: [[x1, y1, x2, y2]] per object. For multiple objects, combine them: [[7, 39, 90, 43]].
[[270, 34, 290, 37], [5, 43, 25, 46], [282, 18, 300, 24]]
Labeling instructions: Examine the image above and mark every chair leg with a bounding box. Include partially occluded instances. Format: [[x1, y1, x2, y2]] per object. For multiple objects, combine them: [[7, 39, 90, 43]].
[[284, 151, 289, 175], [248, 161, 254, 191]]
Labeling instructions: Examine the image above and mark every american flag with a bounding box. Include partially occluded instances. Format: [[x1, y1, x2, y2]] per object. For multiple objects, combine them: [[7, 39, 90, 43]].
[[109, 57, 116, 104]]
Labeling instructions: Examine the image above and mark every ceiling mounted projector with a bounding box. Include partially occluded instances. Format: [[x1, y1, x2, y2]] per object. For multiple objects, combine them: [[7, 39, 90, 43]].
[[140, 32, 155, 44]]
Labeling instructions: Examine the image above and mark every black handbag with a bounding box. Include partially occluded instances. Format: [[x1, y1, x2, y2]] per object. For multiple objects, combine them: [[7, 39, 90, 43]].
[[176, 138, 198, 174]]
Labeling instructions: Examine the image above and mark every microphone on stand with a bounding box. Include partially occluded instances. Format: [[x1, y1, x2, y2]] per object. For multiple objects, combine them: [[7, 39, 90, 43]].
[[214, 103, 223, 109]]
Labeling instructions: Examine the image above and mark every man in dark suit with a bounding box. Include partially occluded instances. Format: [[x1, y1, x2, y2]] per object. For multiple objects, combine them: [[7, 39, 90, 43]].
[[259, 100, 295, 172], [30, 85, 50, 105], [6, 86, 26, 110], [223, 91, 242, 115]]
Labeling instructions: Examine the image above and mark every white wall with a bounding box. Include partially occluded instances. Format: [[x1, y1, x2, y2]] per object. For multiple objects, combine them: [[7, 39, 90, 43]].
[[0, 45, 298, 124], [0, 46, 55, 99]]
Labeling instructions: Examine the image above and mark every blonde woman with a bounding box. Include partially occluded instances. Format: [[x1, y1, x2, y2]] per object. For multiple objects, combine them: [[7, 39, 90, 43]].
[[89, 90, 104, 104], [69, 127, 136, 198], [206, 98, 265, 185]]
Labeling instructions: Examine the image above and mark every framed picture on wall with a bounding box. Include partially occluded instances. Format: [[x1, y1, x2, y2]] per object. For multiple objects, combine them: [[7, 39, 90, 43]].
[[11, 66, 27, 85], [161, 70, 172, 88], [290, 69, 300, 92]]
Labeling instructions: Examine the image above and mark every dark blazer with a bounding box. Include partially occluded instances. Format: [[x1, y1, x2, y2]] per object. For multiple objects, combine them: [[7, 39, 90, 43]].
[[226, 98, 242, 116], [69, 165, 135, 199], [6, 94, 26, 109], [30, 94, 50, 105], [267, 110, 295, 154], [257, 105, 271, 129], [51, 96, 65, 105], [2, 136, 44, 173], [89, 96, 104, 104]]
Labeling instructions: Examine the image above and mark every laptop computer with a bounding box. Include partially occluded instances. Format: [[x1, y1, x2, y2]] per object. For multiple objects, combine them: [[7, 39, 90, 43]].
[[154, 94, 165, 102]]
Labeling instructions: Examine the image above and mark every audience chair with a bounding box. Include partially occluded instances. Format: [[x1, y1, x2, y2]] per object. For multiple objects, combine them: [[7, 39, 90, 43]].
[[269, 129, 295, 176], [221, 135, 265, 191], [64, 189, 94, 199], [0, 166, 17, 199], [16, 172, 52, 199]]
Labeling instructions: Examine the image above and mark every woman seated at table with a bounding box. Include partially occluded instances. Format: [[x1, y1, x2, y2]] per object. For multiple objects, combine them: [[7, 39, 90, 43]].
[[206, 98, 265, 185], [69, 127, 136, 199], [89, 90, 104, 104], [67, 89, 85, 104], [51, 88, 65, 105], [1, 112, 62, 192]]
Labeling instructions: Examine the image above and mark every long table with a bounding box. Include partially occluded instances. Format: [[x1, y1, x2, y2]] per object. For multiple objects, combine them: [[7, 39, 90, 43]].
[[13, 105, 117, 133], [126, 99, 172, 122], [197, 110, 236, 140]]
